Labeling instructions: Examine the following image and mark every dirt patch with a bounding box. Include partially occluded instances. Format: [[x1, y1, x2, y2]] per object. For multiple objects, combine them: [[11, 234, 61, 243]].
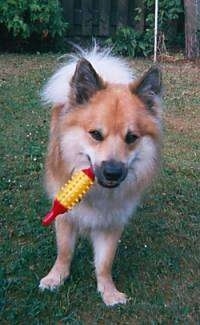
[[0, 54, 56, 80], [164, 114, 200, 133], [157, 54, 200, 67]]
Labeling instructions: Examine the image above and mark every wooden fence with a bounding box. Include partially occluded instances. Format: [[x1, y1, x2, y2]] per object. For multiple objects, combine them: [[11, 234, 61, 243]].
[[61, 0, 142, 37]]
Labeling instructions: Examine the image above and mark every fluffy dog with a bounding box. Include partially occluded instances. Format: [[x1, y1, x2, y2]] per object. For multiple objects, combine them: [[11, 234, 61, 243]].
[[39, 46, 163, 306]]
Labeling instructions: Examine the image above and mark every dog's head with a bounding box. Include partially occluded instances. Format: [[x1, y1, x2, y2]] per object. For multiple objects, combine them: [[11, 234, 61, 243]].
[[60, 59, 162, 188]]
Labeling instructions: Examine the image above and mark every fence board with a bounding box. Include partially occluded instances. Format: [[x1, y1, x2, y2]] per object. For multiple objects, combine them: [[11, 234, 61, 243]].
[[117, 0, 128, 28], [133, 0, 145, 31], [73, 0, 82, 35], [99, 0, 111, 36], [82, 0, 93, 36], [62, 0, 136, 37], [61, 0, 74, 26]]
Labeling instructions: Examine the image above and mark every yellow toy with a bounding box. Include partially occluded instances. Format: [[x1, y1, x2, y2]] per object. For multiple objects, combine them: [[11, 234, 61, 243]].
[[42, 167, 95, 226]]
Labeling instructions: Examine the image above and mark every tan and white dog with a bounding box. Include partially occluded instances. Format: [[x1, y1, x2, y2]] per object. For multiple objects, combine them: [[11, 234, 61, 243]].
[[39, 47, 163, 306]]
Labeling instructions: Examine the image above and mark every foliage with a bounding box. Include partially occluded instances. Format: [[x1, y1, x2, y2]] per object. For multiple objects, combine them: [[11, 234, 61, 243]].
[[106, 0, 184, 57], [106, 27, 154, 57], [0, 0, 68, 51], [143, 0, 184, 49]]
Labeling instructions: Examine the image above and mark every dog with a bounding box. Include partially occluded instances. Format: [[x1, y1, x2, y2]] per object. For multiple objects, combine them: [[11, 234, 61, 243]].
[[39, 46, 163, 306]]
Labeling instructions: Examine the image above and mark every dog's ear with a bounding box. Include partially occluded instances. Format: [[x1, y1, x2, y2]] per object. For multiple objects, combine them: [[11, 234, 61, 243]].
[[130, 66, 162, 115], [70, 58, 105, 105]]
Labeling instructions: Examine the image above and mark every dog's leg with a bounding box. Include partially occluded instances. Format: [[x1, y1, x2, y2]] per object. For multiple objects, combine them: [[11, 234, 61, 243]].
[[91, 228, 127, 306], [39, 216, 76, 290]]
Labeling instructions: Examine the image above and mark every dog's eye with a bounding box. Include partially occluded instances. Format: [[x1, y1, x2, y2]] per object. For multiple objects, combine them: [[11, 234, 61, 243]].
[[89, 130, 104, 141], [125, 132, 138, 144]]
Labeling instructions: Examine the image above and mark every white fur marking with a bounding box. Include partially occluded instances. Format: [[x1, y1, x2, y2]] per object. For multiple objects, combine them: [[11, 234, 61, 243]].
[[42, 47, 134, 106]]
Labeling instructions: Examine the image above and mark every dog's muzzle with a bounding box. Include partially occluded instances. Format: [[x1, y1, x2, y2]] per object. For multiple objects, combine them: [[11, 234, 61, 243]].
[[95, 160, 128, 188]]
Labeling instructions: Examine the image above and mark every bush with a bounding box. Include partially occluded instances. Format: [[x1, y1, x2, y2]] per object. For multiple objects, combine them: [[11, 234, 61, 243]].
[[106, 27, 154, 57], [106, 0, 184, 57], [0, 0, 68, 51], [144, 0, 184, 50]]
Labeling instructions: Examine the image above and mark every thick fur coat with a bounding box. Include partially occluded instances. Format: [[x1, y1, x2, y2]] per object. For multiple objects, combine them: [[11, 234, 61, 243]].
[[39, 46, 163, 306]]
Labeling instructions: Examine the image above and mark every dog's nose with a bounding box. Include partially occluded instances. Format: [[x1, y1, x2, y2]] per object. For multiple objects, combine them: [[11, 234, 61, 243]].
[[102, 161, 125, 181]]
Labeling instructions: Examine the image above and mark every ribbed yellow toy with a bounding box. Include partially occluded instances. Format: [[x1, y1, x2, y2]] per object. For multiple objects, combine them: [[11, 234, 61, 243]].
[[56, 169, 94, 210], [42, 167, 95, 226]]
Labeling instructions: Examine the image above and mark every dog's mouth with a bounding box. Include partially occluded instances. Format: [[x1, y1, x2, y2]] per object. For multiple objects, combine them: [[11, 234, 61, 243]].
[[97, 179, 122, 188]]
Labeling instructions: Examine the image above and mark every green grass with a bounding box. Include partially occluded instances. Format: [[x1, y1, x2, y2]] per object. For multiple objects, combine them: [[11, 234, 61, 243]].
[[0, 54, 199, 324]]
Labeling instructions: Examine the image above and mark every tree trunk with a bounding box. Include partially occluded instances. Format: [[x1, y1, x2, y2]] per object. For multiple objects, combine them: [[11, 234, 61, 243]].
[[184, 0, 200, 59]]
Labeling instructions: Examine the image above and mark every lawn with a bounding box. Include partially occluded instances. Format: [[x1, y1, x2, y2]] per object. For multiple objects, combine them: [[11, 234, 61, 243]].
[[0, 53, 199, 324]]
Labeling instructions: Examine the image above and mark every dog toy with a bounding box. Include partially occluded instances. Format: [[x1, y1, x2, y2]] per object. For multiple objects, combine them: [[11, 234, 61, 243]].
[[42, 167, 95, 226]]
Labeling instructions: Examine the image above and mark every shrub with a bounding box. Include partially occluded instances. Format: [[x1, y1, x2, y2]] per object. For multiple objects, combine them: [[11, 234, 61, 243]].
[[144, 0, 184, 50], [106, 27, 137, 57], [106, 27, 154, 57], [0, 0, 68, 51], [106, 0, 184, 57]]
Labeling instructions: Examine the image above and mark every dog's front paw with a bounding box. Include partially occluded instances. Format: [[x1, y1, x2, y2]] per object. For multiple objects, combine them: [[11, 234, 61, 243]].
[[102, 289, 127, 306], [39, 272, 65, 291]]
